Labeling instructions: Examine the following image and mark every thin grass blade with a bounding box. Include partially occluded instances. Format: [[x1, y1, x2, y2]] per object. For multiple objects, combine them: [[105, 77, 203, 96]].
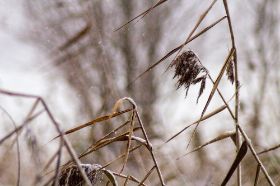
[[128, 16, 226, 86], [254, 164, 261, 186], [114, 0, 167, 31], [179, 131, 235, 158], [186, 48, 235, 150], [165, 104, 227, 144], [258, 143, 280, 155], [58, 23, 91, 51], [52, 108, 133, 140]]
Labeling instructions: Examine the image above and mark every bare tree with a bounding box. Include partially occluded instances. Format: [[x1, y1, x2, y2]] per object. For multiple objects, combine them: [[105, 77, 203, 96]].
[[24, 0, 170, 165]]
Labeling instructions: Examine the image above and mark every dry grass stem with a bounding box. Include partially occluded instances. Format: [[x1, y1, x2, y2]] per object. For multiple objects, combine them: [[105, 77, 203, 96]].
[[257, 144, 280, 155], [1, 0, 277, 185], [114, 0, 167, 31]]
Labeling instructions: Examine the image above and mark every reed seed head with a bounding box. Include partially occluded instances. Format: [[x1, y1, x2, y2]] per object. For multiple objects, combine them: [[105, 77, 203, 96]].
[[226, 56, 235, 84], [59, 164, 103, 186], [171, 50, 208, 103]]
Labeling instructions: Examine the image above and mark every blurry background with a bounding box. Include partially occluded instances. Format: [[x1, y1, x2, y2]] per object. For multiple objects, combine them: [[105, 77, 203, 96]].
[[0, 0, 279, 185]]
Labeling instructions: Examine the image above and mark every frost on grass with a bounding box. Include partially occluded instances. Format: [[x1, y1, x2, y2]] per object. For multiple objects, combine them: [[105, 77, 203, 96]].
[[59, 164, 103, 186], [171, 50, 208, 103]]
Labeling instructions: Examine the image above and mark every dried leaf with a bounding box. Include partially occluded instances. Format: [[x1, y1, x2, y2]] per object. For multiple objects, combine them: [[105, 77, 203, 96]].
[[79, 128, 141, 159], [52, 108, 133, 140], [221, 141, 248, 186]]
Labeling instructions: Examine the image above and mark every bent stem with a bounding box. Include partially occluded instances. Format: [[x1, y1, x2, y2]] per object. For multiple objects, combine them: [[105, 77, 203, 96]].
[[123, 97, 165, 186]]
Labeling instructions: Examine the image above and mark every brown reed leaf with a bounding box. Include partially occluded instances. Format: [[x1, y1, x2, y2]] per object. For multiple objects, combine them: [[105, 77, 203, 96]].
[[79, 128, 142, 159], [51, 108, 133, 140], [171, 50, 208, 102], [221, 141, 248, 186]]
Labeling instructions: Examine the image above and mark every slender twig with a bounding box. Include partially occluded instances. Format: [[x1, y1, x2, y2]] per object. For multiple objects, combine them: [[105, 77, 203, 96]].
[[186, 48, 235, 151], [76, 128, 141, 160], [101, 145, 142, 170], [112, 172, 146, 186], [124, 175, 130, 186], [52, 139, 63, 186], [94, 120, 130, 145], [237, 125, 275, 186], [42, 147, 61, 173], [0, 95, 39, 184], [170, 0, 218, 66], [51, 108, 133, 140], [195, 43, 274, 185], [42, 175, 56, 186], [129, 16, 226, 85], [0, 89, 92, 186], [39, 99, 92, 186], [120, 111, 135, 173], [114, 0, 167, 31], [139, 166, 156, 185], [222, 1, 240, 184], [0, 106, 21, 186], [123, 97, 165, 186], [0, 100, 42, 145], [254, 164, 261, 186], [258, 144, 280, 155], [135, 108, 165, 185], [164, 104, 227, 144], [197, 72, 275, 185]]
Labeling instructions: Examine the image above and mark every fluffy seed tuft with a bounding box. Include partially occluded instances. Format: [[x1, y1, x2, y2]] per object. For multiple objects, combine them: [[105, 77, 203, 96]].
[[171, 51, 208, 103]]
